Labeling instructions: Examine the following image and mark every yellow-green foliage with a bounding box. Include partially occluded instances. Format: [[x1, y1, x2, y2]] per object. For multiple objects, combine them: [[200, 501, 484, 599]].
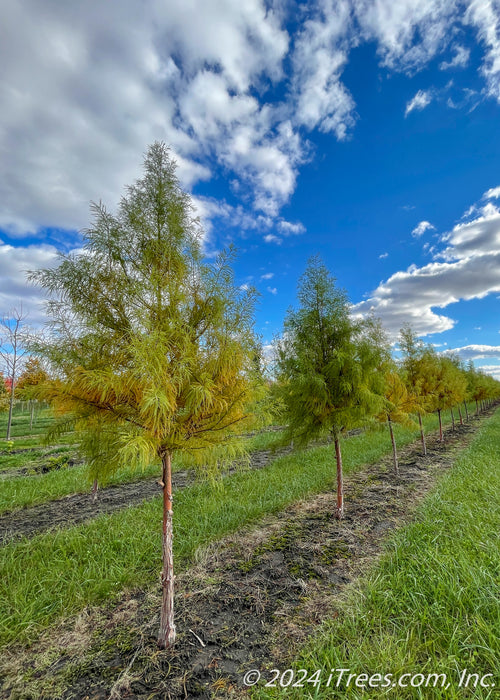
[[275, 257, 388, 444], [379, 369, 421, 427], [31, 143, 263, 480]]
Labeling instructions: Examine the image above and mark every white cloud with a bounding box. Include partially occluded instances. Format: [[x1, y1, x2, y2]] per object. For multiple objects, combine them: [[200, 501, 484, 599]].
[[263, 234, 281, 244], [472, 363, 500, 380], [379, 252, 389, 259], [0, 241, 61, 325], [442, 345, 500, 360], [2, 0, 500, 246], [439, 203, 500, 260], [412, 220, 436, 237], [439, 44, 470, 70], [291, 0, 356, 139], [277, 220, 306, 236], [353, 197, 500, 337], [484, 185, 500, 199], [260, 272, 274, 280], [353, 0, 457, 73], [266, 286, 278, 295], [466, 0, 500, 101], [405, 89, 433, 116]]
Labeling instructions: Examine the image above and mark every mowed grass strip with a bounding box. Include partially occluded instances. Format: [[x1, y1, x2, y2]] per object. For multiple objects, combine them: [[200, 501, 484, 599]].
[[0, 419, 442, 649], [0, 407, 465, 515], [259, 410, 500, 700], [0, 427, 288, 514]]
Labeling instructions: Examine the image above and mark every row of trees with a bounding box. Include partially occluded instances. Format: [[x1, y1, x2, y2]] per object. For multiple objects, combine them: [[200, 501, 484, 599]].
[[0, 357, 49, 435], [17, 143, 499, 649], [272, 259, 500, 517]]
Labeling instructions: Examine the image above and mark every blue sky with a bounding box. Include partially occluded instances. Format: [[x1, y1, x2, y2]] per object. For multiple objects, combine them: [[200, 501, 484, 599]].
[[1, 0, 500, 377]]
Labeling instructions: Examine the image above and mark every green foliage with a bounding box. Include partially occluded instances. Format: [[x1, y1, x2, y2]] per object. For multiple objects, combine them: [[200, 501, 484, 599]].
[[379, 369, 421, 427], [275, 257, 387, 444], [0, 373, 8, 413], [30, 143, 262, 479], [15, 357, 49, 400]]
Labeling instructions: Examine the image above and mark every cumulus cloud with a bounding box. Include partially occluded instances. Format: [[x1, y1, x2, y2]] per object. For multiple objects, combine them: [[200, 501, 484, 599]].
[[412, 220, 436, 237], [405, 89, 433, 116], [2, 0, 500, 247], [0, 241, 61, 325], [353, 199, 500, 337], [266, 286, 278, 295], [260, 272, 274, 280], [442, 344, 500, 360], [291, 0, 356, 139]]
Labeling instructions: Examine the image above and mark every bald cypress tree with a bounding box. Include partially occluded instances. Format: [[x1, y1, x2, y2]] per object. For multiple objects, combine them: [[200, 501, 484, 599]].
[[275, 258, 386, 518], [30, 143, 261, 648]]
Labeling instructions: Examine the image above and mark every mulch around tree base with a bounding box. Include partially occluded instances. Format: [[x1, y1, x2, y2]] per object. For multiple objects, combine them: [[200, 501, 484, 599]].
[[0, 413, 492, 700]]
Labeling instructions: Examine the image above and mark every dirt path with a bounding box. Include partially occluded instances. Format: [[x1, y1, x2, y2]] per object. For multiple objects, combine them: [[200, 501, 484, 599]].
[[0, 446, 293, 544], [0, 412, 491, 700]]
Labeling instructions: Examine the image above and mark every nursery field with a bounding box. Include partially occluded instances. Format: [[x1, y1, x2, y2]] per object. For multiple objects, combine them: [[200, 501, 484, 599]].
[[0, 403, 497, 699]]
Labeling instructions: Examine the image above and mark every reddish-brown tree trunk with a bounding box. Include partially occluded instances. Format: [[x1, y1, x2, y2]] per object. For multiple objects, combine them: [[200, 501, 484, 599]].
[[450, 407, 455, 431], [438, 409, 443, 442], [463, 400, 469, 421], [158, 450, 176, 648], [418, 412, 427, 456], [334, 436, 344, 519], [458, 405, 463, 425], [388, 415, 399, 474]]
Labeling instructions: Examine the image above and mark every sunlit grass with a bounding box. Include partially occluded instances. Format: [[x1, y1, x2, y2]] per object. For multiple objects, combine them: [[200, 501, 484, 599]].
[[258, 409, 500, 700], [0, 414, 452, 648]]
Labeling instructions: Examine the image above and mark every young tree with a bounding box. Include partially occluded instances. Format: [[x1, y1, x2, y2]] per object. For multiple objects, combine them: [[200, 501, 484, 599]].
[[379, 369, 421, 474], [30, 143, 261, 649], [0, 307, 30, 439], [274, 257, 386, 518], [15, 357, 49, 431], [399, 325, 430, 455]]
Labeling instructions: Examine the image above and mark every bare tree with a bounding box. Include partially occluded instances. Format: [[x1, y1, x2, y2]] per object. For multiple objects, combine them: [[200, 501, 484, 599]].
[[0, 307, 30, 439]]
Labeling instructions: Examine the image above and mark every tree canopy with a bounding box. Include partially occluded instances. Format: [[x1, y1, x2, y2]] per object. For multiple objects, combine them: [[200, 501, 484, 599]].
[[31, 142, 262, 648], [274, 257, 387, 517]]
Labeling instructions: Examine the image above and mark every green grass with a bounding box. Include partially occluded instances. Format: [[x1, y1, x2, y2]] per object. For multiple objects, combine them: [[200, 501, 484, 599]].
[[0, 404, 465, 515], [257, 410, 500, 699], [0, 415, 453, 649], [0, 426, 288, 514]]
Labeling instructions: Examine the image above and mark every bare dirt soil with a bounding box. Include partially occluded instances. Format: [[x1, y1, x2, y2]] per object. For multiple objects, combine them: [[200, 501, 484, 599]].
[[0, 412, 490, 700]]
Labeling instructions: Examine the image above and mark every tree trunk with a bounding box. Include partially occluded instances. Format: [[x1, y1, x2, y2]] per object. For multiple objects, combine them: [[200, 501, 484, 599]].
[[158, 450, 176, 648], [388, 415, 398, 474], [438, 409, 443, 442], [463, 400, 469, 421], [334, 437, 344, 519], [6, 376, 15, 440], [91, 478, 99, 502], [29, 400, 34, 432], [475, 400, 479, 416], [450, 407, 455, 431], [418, 412, 427, 456], [458, 405, 463, 426]]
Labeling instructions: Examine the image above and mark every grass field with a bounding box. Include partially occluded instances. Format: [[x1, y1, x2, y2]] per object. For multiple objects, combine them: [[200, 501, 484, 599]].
[[257, 409, 500, 699], [0, 414, 454, 649], [0, 403, 472, 515]]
